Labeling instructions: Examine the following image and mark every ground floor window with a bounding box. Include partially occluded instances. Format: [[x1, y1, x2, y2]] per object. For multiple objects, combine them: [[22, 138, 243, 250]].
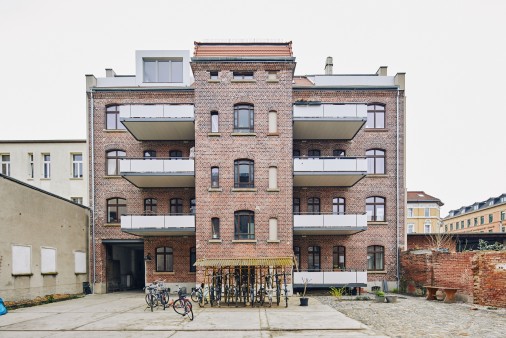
[[333, 246, 345, 270], [367, 245, 384, 271], [156, 247, 173, 272], [308, 246, 321, 271], [190, 247, 196, 272]]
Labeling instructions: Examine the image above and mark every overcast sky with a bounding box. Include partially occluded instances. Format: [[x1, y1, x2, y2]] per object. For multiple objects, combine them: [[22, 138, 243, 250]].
[[0, 0, 504, 215]]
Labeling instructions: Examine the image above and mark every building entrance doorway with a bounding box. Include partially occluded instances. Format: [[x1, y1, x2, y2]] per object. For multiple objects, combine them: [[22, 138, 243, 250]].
[[103, 239, 144, 292]]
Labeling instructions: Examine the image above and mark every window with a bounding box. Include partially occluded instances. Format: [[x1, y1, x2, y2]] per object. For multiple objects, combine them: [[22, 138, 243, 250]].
[[169, 150, 183, 158], [144, 150, 156, 158], [267, 71, 278, 81], [424, 208, 430, 217], [190, 198, 196, 215], [489, 214, 493, 223], [501, 211, 505, 221], [234, 210, 255, 240], [233, 104, 254, 133], [467, 219, 471, 227], [234, 159, 254, 188], [1, 154, 10, 176], [43, 154, 51, 178], [424, 222, 431, 233], [12, 245, 31, 275], [480, 216, 485, 225], [211, 167, 219, 188], [332, 198, 345, 215], [72, 154, 83, 178], [293, 149, 301, 157], [367, 245, 384, 271], [269, 218, 278, 241], [294, 247, 301, 270], [407, 208, 413, 217], [308, 246, 321, 271], [211, 111, 219, 133], [71, 197, 83, 205], [474, 218, 478, 226], [450, 223, 454, 231], [445, 224, 448, 232], [144, 198, 157, 215], [28, 153, 34, 178], [268, 166, 278, 189], [74, 251, 86, 274], [456, 223, 459, 230], [407, 223, 414, 234], [366, 104, 385, 129], [308, 149, 321, 157], [106, 150, 125, 176], [268, 111, 278, 133], [307, 197, 320, 215], [107, 198, 126, 223], [41, 247, 57, 274], [143, 59, 183, 83], [212, 218, 220, 239], [190, 247, 196, 272], [366, 196, 385, 221], [293, 198, 300, 215], [366, 149, 385, 174], [210, 71, 218, 80], [333, 246, 345, 270], [233, 71, 254, 80], [106, 105, 126, 130], [156, 247, 173, 272], [170, 198, 183, 214], [333, 149, 345, 157]]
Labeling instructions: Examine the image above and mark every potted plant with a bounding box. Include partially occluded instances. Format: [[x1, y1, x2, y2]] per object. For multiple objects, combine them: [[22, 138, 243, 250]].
[[375, 290, 385, 303], [385, 294, 398, 303], [300, 277, 310, 306]]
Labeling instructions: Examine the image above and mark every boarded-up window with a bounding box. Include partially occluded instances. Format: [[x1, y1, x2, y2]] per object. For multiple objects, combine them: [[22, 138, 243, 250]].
[[269, 218, 278, 241], [268, 111, 277, 133], [12, 245, 31, 275], [41, 247, 57, 273], [268, 166, 278, 189], [74, 251, 87, 274]]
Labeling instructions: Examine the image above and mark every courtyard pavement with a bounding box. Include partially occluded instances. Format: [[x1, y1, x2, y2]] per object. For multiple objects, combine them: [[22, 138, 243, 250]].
[[0, 291, 385, 337]]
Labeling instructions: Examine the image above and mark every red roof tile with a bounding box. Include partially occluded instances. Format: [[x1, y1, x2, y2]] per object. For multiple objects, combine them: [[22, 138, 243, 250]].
[[194, 42, 293, 57], [407, 191, 444, 206]]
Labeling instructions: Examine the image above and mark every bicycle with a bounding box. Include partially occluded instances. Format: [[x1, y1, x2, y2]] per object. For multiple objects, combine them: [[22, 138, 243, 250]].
[[172, 285, 194, 320], [144, 280, 170, 312]]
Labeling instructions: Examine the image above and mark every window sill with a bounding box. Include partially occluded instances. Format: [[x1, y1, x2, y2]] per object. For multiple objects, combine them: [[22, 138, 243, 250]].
[[267, 240, 280, 243], [27, 178, 34, 180], [209, 239, 222, 243], [207, 80, 220, 83], [40, 178, 51, 181], [208, 188, 223, 192], [208, 133, 221, 137], [70, 177, 84, 180], [75, 272, 87, 275], [231, 133, 256, 137], [104, 176, 122, 179], [368, 221, 388, 225], [231, 188, 257, 192], [266, 188, 280, 192], [232, 240, 257, 243], [267, 132, 279, 136], [104, 223, 121, 227], [368, 270, 387, 274], [103, 129, 128, 133], [266, 79, 279, 83], [12, 273, 33, 277], [364, 128, 389, 132], [154, 271, 175, 275], [231, 80, 256, 83], [42, 272, 58, 276]]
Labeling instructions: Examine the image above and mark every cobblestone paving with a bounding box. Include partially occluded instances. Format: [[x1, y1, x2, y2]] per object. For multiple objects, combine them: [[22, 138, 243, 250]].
[[317, 294, 506, 338]]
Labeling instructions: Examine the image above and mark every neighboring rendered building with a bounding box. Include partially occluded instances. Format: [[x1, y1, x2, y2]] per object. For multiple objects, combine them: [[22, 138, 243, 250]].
[[443, 194, 506, 234], [86, 42, 406, 294], [406, 191, 444, 234], [0, 140, 88, 206], [0, 173, 90, 302]]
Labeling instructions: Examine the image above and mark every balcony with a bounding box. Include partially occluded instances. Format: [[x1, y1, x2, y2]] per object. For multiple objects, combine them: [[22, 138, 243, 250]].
[[293, 213, 367, 235], [293, 270, 368, 288], [121, 214, 195, 236], [293, 103, 367, 140], [119, 104, 195, 141], [293, 157, 367, 187], [119, 158, 195, 188]]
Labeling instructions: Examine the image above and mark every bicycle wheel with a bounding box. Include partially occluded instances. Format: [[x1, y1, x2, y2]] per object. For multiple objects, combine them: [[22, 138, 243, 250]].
[[191, 290, 199, 303], [173, 298, 186, 315], [146, 293, 155, 312], [185, 301, 194, 321], [160, 291, 169, 310]]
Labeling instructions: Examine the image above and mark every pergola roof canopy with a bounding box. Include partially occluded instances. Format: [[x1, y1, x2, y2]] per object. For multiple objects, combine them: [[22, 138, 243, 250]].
[[194, 257, 294, 267]]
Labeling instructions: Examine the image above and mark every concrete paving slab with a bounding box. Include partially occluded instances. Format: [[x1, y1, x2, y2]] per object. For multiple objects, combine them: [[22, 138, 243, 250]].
[[265, 310, 366, 330], [75, 311, 187, 331], [0, 311, 113, 331], [180, 309, 261, 330], [0, 312, 53, 327]]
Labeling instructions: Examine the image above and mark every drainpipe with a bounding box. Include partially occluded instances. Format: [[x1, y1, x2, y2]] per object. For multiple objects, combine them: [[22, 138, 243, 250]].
[[396, 88, 400, 289], [90, 88, 96, 293]]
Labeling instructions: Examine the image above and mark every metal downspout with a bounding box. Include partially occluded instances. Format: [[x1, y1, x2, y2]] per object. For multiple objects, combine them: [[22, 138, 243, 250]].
[[396, 89, 400, 288], [90, 89, 96, 293]]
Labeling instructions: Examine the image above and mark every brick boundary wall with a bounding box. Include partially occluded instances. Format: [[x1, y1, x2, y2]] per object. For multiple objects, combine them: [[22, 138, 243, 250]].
[[401, 250, 506, 307]]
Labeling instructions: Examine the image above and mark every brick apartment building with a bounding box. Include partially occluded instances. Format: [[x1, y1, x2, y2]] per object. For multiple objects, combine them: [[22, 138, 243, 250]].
[[86, 42, 406, 294]]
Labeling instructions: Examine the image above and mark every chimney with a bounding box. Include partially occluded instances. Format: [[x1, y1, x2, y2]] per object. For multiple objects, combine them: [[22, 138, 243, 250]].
[[324, 57, 333, 75], [105, 68, 116, 78], [376, 66, 388, 76]]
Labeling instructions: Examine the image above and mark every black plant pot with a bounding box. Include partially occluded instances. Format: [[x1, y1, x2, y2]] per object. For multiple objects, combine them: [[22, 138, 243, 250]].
[[300, 297, 309, 306]]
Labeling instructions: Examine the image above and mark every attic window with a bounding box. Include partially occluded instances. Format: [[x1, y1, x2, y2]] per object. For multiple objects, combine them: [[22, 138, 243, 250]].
[[233, 71, 254, 80], [143, 59, 183, 83], [417, 194, 424, 197]]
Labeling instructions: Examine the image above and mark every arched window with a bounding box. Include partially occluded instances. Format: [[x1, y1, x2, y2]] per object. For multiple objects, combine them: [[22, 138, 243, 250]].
[[366, 196, 385, 221], [366, 149, 385, 174], [333, 149, 346, 157], [268, 110, 278, 133], [144, 198, 157, 215], [106, 198, 126, 223], [234, 210, 255, 239], [308, 246, 321, 271], [234, 104, 254, 133], [333, 198, 346, 215], [333, 246, 346, 270], [170, 198, 183, 214], [211, 111, 219, 133], [234, 159, 254, 188], [106, 105, 126, 130], [156, 247, 173, 272], [367, 245, 384, 271], [211, 218, 220, 239], [366, 104, 385, 129], [106, 150, 126, 176], [308, 197, 320, 215]]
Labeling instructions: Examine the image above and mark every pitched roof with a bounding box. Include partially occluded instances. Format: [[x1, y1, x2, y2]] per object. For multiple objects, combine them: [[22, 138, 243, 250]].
[[407, 191, 444, 206], [194, 41, 293, 57]]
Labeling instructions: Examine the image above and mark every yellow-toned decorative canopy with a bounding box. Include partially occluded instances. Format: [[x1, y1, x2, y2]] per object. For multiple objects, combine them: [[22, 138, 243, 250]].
[[194, 257, 294, 267]]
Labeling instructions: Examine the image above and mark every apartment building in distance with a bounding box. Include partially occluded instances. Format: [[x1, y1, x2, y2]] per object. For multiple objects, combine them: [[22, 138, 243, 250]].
[[0, 140, 88, 205], [443, 193, 506, 234], [86, 42, 406, 294], [406, 191, 444, 234]]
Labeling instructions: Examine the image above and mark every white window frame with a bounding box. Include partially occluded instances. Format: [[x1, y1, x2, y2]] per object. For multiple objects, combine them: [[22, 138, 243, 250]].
[[211, 111, 219, 133], [1, 153, 10, 176], [72, 153, 83, 178], [28, 153, 34, 178], [42, 153, 51, 178], [424, 221, 431, 233], [71, 197, 83, 204], [407, 208, 413, 217], [407, 223, 414, 234], [424, 208, 430, 217], [143, 58, 183, 83]]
